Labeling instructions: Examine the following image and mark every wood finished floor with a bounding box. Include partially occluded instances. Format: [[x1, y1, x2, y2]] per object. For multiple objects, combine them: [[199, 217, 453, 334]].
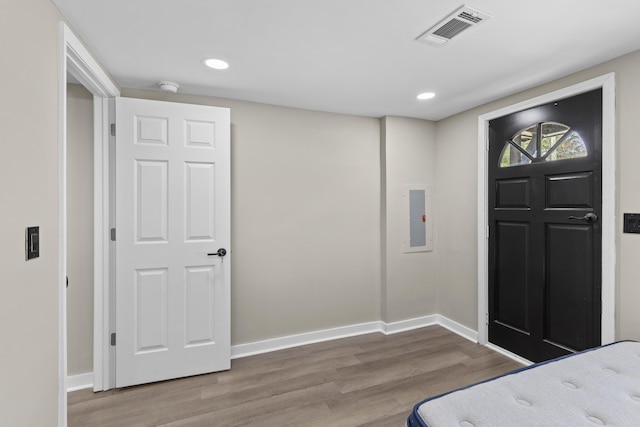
[[68, 326, 523, 426]]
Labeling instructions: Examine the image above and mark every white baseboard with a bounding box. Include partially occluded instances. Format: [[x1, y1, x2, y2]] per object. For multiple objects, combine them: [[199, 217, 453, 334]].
[[230, 321, 383, 359], [66, 372, 93, 392], [231, 314, 477, 359], [384, 314, 439, 334], [486, 343, 533, 366], [436, 314, 479, 343], [69, 314, 481, 389]]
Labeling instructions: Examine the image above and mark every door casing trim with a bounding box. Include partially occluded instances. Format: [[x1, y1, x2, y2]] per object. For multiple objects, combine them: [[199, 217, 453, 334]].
[[59, 21, 119, 425], [476, 73, 616, 348]]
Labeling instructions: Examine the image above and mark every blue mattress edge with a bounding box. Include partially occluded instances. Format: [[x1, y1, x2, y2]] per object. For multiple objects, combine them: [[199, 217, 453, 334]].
[[405, 341, 632, 427]]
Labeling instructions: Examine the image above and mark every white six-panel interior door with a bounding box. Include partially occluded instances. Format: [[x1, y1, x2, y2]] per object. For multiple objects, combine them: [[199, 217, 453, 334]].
[[115, 97, 231, 388]]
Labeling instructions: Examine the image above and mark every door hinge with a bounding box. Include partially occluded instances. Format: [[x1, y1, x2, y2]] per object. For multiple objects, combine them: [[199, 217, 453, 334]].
[[486, 312, 489, 326], [111, 228, 116, 241], [110, 332, 116, 346], [110, 123, 116, 137]]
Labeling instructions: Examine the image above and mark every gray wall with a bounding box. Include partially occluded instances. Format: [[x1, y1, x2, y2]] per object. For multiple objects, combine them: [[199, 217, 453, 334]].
[[381, 117, 438, 322], [75, 50, 640, 374], [118, 92, 442, 345], [436, 49, 640, 341], [65, 91, 440, 377], [123, 89, 385, 345], [66, 83, 94, 376], [0, 0, 64, 424], [5, 0, 640, 422]]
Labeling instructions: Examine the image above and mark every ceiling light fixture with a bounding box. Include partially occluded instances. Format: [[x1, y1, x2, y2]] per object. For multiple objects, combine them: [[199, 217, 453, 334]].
[[417, 92, 436, 100], [203, 58, 229, 70]]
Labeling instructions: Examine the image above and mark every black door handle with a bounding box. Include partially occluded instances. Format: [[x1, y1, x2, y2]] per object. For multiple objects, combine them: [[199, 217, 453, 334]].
[[567, 213, 598, 223], [207, 248, 227, 257]]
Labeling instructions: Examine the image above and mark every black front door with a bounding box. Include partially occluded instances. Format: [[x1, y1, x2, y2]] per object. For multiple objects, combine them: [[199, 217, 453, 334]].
[[488, 89, 602, 363]]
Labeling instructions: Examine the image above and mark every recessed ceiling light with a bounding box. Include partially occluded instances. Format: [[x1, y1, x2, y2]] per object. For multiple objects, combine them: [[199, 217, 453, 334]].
[[417, 92, 436, 100], [203, 58, 229, 70]]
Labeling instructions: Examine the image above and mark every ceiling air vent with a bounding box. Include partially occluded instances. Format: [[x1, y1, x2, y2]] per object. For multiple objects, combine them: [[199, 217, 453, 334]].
[[416, 5, 492, 47]]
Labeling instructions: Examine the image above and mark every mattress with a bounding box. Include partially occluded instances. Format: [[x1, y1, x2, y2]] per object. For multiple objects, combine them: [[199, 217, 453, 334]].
[[407, 341, 640, 427]]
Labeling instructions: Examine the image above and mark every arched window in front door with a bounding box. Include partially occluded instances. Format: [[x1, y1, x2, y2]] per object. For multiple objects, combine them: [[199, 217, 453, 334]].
[[499, 122, 587, 168]]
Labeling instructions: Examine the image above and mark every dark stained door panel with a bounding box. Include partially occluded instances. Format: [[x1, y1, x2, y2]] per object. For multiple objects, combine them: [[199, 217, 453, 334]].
[[488, 89, 602, 362]]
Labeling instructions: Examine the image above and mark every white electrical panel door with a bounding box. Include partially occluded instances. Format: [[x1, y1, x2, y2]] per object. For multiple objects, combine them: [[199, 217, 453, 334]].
[[402, 185, 433, 253]]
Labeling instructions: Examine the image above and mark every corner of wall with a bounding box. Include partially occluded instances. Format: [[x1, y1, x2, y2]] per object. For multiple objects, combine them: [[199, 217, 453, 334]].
[[379, 116, 389, 322]]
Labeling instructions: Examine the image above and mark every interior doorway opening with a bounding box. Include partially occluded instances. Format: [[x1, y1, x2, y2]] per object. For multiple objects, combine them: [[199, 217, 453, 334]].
[[59, 22, 120, 425], [66, 82, 95, 387]]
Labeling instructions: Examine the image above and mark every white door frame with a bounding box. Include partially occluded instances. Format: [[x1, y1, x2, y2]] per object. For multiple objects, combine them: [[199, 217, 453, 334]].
[[58, 22, 120, 426], [476, 73, 616, 351]]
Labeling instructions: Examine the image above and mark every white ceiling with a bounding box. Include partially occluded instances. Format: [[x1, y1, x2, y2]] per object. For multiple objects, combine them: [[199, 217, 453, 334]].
[[53, 0, 640, 120]]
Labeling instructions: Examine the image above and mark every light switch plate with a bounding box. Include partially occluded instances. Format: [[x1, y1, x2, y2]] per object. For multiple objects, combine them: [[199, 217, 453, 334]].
[[25, 226, 39, 260]]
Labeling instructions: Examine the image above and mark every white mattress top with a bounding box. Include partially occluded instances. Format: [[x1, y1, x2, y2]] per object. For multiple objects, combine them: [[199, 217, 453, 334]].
[[416, 341, 640, 426]]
